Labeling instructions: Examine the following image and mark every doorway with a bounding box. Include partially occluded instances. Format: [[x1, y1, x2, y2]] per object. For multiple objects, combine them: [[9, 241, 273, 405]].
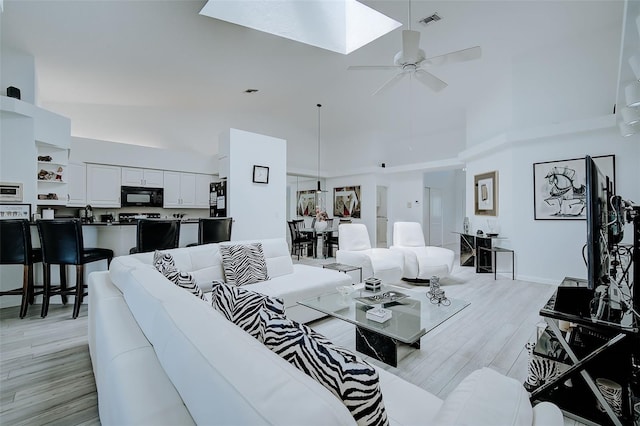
[[423, 187, 443, 246], [376, 186, 388, 248]]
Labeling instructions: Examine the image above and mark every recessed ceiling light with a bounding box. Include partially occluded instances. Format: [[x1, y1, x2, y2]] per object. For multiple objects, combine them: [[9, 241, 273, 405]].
[[244, 89, 259, 93], [200, 0, 401, 55]]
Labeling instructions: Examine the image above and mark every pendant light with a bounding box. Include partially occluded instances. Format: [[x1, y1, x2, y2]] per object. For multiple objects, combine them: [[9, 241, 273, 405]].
[[316, 103, 322, 192], [315, 103, 327, 215]]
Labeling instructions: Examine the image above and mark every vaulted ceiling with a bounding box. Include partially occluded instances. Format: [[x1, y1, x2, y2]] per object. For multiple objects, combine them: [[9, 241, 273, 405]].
[[0, 1, 625, 175]]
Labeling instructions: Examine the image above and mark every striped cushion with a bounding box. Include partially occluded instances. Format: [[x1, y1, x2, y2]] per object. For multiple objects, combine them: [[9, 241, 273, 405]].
[[153, 250, 175, 273], [211, 281, 285, 338], [258, 310, 389, 426], [219, 243, 269, 286], [154, 250, 205, 300]]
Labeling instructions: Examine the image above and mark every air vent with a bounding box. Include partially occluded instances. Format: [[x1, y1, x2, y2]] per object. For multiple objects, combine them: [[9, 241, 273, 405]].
[[244, 89, 259, 93], [419, 13, 441, 26]]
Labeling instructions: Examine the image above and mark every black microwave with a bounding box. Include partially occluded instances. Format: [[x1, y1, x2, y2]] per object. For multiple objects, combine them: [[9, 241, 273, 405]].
[[121, 186, 164, 207]]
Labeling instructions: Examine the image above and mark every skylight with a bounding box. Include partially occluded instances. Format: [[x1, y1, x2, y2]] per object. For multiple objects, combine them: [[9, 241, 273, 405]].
[[199, 0, 402, 55]]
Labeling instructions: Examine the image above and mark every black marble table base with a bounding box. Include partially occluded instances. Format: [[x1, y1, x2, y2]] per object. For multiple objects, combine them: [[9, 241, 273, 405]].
[[355, 326, 420, 367]]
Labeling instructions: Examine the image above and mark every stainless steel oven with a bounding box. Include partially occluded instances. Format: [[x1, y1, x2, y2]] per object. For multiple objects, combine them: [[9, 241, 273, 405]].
[[121, 186, 163, 207], [0, 182, 23, 202]]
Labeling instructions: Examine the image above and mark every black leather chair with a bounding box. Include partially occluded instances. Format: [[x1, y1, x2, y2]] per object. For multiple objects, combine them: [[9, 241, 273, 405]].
[[198, 217, 232, 245], [37, 219, 113, 318], [287, 220, 315, 260], [130, 219, 181, 254], [0, 219, 44, 318], [323, 219, 339, 258]]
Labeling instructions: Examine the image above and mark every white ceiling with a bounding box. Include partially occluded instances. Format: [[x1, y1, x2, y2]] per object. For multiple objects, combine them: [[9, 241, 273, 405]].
[[0, 0, 625, 175]]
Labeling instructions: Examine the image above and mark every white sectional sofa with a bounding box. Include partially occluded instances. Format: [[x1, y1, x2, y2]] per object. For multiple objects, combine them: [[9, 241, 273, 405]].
[[88, 238, 563, 425]]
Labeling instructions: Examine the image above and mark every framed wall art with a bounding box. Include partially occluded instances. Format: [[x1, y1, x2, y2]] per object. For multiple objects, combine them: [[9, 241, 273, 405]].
[[474, 171, 498, 216], [252, 165, 269, 184], [334, 186, 361, 218], [296, 189, 317, 216], [533, 154, 615, 220], [0, 203, 31, 220]]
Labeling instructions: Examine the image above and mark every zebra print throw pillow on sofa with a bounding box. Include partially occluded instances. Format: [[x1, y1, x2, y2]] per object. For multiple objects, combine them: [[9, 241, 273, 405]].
[[211, 281, 285, 338], [153, 251, 206, 300], [258, 309, 389, 426], [219, 243, 269, 286]]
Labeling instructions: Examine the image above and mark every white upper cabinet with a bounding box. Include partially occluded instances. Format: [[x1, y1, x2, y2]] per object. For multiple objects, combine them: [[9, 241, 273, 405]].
[[163, 172, 211, 208], [66, 162, 86, 207], [195, 174, 213, 208], [87, 164, 121, 207], [121, 167, 163, 188]]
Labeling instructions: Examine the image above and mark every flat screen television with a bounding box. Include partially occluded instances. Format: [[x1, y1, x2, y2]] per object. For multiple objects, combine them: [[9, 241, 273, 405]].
[[585, 155, 611, 291]]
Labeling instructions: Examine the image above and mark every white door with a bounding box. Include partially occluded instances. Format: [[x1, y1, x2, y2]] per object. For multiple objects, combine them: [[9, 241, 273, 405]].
[[428, 187, 444, 246], [376, 186, 388, 247]]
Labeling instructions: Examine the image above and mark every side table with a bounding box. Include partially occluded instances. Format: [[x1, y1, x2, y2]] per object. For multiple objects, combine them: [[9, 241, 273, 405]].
[[477, 246, 514, 280], [322, 262, 363, 283]]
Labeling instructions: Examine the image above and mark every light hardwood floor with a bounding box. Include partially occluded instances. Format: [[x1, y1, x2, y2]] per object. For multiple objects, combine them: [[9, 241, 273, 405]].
[[0, 257, 580, 425]]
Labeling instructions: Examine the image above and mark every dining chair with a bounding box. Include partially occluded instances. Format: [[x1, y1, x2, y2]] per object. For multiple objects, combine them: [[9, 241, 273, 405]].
[[287, 220, 314, 260], [130, 219, 181, 254], [37, 219, 114, 318], [0, 219, 44, 318]]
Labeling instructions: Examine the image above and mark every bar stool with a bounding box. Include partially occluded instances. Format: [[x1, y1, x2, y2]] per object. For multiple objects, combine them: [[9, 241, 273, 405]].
[[37, 219, 114, 319], [129, 219, 180, 254], [0, 219, 44, 318], [198, 217, 232, 244]]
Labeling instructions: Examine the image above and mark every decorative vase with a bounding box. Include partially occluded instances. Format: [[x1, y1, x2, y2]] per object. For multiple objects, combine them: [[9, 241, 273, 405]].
[[314, 221, 328, 232]]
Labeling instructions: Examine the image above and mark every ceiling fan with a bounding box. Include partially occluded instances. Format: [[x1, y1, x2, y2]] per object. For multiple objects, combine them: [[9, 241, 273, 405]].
[[348, 13, 481, 96]]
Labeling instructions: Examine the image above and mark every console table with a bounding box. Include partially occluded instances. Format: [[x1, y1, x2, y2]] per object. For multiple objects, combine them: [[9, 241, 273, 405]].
[[453, 232, 509, 275], [530, 277, 639, 426]]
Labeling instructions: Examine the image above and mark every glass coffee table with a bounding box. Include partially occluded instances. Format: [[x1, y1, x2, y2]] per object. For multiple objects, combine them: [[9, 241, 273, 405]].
[[299, 284, 469, 367]]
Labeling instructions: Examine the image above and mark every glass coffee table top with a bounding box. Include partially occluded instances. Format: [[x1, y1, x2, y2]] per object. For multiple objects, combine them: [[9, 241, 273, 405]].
[[299, 284, 469, 344]]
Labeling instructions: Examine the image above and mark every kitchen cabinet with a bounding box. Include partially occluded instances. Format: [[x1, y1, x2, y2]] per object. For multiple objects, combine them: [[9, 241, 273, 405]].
[[86, 164, 121, 207], [66, 162, 86, 207], [195, 174, 213, 208], [121, 167, 163, 188], [164, 171, 207, 208]]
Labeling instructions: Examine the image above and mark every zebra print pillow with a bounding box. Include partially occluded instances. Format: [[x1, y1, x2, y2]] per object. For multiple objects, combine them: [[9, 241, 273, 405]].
[[154, 250, 205, 300], [219, 243, 269, 286], [258, 309, 389, 426], [153, 250, 175, 274], [211, 281, 284, 338]]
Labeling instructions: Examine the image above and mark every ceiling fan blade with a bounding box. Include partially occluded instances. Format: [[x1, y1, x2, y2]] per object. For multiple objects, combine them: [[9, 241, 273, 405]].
[[424, 46, 481, 67], [402, 30, 421, 60], [373, 72, 407, 96], [414, 69, 448, 92], [347, 65, 400, 71]]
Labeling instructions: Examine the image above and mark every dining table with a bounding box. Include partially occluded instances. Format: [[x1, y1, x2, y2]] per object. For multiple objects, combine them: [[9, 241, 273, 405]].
[[300, 226, 337, 258]]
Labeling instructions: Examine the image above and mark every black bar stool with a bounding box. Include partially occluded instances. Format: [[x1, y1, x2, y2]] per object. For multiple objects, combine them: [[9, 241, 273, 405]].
[[0, 219, 44, 318], [129, 219, 180, 254], [198, 217, 232, 244], [37, 219, 114, 319]]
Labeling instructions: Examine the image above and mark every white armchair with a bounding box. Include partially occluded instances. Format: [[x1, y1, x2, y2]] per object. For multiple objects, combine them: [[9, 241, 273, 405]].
[[390, 221, 455, 283], [336, 224, 404, 284]]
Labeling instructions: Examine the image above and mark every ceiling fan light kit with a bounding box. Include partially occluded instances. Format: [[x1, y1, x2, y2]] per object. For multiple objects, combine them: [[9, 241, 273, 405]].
[[625, 81, 640, 108], [347, 12, 481, 95]]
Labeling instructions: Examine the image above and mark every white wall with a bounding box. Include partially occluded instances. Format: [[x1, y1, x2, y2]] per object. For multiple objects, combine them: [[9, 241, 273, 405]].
[[225, 128, 287, 240], [465, 122, 640, 284], [70, 137, 217, 174], [424, 169, 462, 248], [0, 48, 36, 104]]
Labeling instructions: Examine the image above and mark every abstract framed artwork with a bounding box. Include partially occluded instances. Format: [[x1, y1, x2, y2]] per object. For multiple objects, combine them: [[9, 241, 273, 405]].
[[296, 190, 317, 216], [533, 155, 615, 220], [474, 171, 498, 216], [0, 203, 31, 220], [334, 186, 361, 218]]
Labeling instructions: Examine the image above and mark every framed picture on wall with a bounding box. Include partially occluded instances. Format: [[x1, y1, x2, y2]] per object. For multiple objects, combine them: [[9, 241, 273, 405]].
[[334, 186, 361, 218], [474, 171, 498, 216], [296, 190, 317, 216], [533, 154, 615, 220]]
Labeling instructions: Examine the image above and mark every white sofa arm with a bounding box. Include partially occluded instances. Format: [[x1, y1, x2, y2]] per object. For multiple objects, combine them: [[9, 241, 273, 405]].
[[532, 402, 564, 426], [336, 250, 374, 281]]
